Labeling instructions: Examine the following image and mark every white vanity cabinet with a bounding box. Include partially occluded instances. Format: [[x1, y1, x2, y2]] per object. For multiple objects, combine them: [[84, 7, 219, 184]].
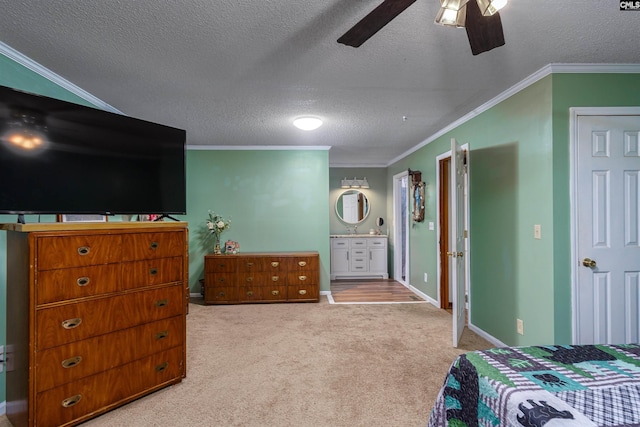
[[330, 236, 388, 279]]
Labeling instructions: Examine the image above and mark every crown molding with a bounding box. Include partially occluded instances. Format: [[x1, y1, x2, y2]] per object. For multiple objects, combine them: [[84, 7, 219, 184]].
[[387, 63, 640, 166], [187, 145, 331, 151], [0, 41, 122, 114]]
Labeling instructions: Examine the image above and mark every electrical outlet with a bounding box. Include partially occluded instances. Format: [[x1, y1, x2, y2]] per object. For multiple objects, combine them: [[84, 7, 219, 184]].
[[517, 319, 524, 335], [424, 273, 428, 283], [534, 224, 541, 239], [0, 345, 4, 374]]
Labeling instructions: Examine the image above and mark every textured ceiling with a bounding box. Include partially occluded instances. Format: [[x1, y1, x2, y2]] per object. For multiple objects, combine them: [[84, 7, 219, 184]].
[[0, 1, 638, 166]]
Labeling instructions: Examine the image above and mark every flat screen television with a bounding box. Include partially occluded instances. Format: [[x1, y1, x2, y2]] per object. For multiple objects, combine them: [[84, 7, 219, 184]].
[[0, 85, 186, 218]]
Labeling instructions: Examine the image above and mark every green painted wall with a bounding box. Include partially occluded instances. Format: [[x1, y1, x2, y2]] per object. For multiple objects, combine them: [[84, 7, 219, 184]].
[[185, 149, 330, 293], [388, 73, 640, 347], [389, 77, 555, 346]]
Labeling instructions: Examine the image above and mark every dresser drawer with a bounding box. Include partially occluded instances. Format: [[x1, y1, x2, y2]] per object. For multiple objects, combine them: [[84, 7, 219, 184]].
[[239, 286, 263, 302], [240, 272, 271, 286], [285, 255, 319, 272], [122, 231, 184, 261], [204, 285, 237, 303], [37, 235, 123, 270], [36, 285, 184, 350], [36, 347, 183, 427], [123, 256, 183, 290], [287, 284, 318, 301], [287, 271, 318, 286], [262, 285, 287, 301], [239, 257, 266, 272], [350, 239, 367, 248], [37, 264, 121, 305], [264, 257, 287, 271], [205, 272, 236, 288], [205, 257, 237, 273], [36, 315, 184, 393]]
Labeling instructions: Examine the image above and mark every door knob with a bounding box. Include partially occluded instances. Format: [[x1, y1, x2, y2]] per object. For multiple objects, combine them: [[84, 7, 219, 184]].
[[456, 252, 463, 258], [446, 251, 455, 257], [582, 258, 596, 268]]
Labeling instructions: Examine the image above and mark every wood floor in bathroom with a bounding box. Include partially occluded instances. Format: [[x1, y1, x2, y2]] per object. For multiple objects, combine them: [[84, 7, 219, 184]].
[[330, 279, 425, 303]]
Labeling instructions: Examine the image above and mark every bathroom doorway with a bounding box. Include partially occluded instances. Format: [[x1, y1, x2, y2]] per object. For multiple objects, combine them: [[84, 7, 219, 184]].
[[393, 171, 410, 284]]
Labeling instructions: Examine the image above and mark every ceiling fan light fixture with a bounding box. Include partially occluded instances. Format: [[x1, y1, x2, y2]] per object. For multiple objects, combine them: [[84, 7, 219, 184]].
[[475, 0, 507, 16], [435, 0, 469, 27], [293, 117, 323, 131]]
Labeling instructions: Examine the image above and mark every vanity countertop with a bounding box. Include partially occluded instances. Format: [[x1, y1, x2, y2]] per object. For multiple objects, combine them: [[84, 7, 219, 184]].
[[330, 234, 387, 238]]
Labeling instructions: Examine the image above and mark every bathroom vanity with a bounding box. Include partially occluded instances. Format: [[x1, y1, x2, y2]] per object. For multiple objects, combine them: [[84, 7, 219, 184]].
[[330, 235, 388, 280]]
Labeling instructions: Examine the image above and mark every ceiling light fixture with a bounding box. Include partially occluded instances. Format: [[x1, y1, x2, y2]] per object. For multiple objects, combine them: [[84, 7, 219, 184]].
[[293, 117, 323, 131], [435, 0, 469, 27], [341, 177, 369, 189], [476, 0, 507, 16]]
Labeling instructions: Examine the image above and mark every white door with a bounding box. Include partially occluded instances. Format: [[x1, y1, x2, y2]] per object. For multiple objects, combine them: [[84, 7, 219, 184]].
[[574, 113, 640, 344], [342, 193, 358, 223], [451, 138, 467, 347]]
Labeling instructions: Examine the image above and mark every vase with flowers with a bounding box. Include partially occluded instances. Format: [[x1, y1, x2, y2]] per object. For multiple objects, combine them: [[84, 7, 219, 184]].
[[206, 210, 231, 254]]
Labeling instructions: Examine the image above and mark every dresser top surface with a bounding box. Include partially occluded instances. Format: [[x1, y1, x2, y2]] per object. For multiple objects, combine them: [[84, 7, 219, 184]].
[[205, 251, 318, 258], [0, 221, 188, 233], [330, 234, 387, 238]]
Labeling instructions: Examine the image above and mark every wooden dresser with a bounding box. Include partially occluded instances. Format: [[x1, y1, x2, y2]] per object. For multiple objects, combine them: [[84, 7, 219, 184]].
[[1, 222, 189, 427], [204, 252, 319, 304]]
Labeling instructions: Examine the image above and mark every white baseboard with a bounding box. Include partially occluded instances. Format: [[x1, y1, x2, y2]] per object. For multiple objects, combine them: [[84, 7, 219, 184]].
[[0, 400, 5, 415], [402, 283, 438, 307], [467, 323, 507, 347]]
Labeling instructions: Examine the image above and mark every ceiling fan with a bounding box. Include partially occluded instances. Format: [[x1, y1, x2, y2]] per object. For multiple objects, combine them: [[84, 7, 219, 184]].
[[337, 0, 506, 55]]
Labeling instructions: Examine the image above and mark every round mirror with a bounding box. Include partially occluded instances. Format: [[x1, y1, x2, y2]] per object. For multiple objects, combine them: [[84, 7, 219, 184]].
[[335, 190, 370, 224]]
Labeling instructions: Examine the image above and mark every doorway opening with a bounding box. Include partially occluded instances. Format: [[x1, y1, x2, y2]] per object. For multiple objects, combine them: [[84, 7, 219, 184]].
[[393, 171, 410, 284]]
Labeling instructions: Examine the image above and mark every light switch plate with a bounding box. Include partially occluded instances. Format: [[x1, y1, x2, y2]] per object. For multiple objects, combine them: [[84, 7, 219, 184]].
[[534, 224, 541, 239]]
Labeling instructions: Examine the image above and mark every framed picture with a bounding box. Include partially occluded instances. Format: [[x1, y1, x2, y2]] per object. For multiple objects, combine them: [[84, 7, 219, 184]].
[[57, 214, 108, 223]]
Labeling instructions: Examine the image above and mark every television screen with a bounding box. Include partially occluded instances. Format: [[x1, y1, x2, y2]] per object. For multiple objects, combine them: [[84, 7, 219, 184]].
[[0, 85, 186, 216]]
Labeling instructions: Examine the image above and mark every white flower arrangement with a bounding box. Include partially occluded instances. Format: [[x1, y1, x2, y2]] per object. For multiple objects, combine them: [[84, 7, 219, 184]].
[[206, 210, 231, 239]]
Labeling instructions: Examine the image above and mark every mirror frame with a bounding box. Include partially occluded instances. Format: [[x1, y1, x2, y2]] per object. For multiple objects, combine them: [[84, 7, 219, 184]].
[[335, 189, 371, 224]]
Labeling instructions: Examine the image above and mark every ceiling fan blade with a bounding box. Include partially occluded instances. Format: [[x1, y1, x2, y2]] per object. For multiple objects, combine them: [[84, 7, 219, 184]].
[[337, 0, 417, 48], [464, 0, 505, 55]]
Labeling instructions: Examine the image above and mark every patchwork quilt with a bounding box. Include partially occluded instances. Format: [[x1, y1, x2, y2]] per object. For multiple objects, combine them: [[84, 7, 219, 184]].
[[428, 344, 640, 427]]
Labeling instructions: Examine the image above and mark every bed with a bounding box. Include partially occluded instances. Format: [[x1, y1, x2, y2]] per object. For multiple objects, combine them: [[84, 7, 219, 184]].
[[428, 344, 640, 427]]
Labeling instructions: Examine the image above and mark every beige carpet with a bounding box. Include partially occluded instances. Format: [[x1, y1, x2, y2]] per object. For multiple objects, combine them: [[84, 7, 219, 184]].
[[4, 296, 492, 427]]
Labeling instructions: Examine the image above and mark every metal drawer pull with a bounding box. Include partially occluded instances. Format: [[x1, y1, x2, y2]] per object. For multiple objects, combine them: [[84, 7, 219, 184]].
[[217, 277, 225, 283], [271, 262, 279, 268], [246, 291, 254, 297], [155, 330, 169, 340], [149, 267, 158, 276], [299, 275, 307, 281], [150, 241, 159, 250], [246, 277, 253, 282], [271, 290, 280, 296], [217, 291, 226, 297], [272, 276, 279, 282], [217, 263, 226, 268], [155, 362, 169, 372], [298, 261, 307, 267], [61, 394, 82, 408], [76, 276, 90, 287], [77, 246, 90, 256], [246, 262, 254, 267], [155, 299, 168, 307], [61, 356, 82, 369], [299, 289, 307, 295], [62, 318, 82, 329]]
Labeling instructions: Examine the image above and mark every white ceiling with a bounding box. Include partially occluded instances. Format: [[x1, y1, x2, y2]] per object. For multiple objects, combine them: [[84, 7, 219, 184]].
[[0, 1, 638, 166]]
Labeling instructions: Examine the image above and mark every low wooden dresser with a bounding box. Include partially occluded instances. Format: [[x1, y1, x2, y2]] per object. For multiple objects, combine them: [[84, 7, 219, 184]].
[[1, 221, 189, 427], [204, 252, 319, 304]]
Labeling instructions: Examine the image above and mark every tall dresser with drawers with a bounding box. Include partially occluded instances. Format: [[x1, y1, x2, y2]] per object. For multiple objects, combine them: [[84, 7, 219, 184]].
[[204, 252, 319, 304], [1, 221, 189, 427]]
